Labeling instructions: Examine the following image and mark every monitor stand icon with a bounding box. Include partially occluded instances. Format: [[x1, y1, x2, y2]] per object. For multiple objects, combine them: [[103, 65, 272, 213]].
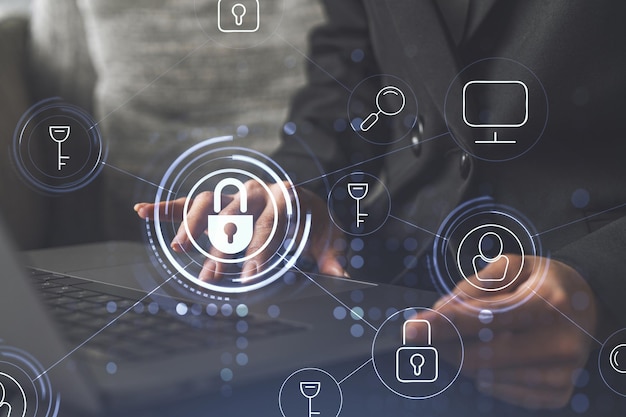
[[463, 80, 528, 145]]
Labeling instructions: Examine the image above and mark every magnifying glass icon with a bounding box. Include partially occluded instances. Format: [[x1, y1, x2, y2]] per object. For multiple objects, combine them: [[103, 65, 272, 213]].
[[359, 85, 406, 132]]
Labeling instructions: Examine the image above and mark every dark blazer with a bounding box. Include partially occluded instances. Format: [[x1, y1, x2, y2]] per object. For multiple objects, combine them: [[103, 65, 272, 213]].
[[273, 0, 626, 322]]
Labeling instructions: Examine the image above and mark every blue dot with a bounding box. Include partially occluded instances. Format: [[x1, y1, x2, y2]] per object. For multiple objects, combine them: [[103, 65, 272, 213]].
[[283, 122, 297, 135], [148, 302, 159, 314], [333, 306, 347, 320], [236, 353, 249, 366], [221, 304, 233, 316], [402, 309, 417, 320], [236, 304, 249, 317], [386, 308, 398, 319], [176, 303, 188, 316], [206, 303, 218, 316], [478, 328, 493, 342], [190, 304, 202, 316], [571, 189, 590, 209], [236, 125, 249, 138], [283, 272, 296, 285], [133, 303, 145, 314], [350, 238, 364, 251], [106, 362, 118, 375], [403, 255, 417, 268], [236, 320, 248, 334], [403, 238, 418, 251], [351, 118, 363, 131], [350, 290, 364, 303], [350, 307, 364, 320], [571, 393, 589, 413], [351, 48, 365, 63], [236, 336, 248, 350], [478, 309, 493, 324], [350, 255, 364, 269], [350, 324, 364, 337], [220, 368, 233, 382], [267, 305, 280, 318], [106, 301, 117, 314], [333, 119, 347, 132]]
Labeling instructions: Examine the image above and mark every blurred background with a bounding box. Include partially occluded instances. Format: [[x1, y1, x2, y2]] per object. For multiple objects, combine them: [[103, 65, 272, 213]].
[[0, 0, 324, 250], [0, 0, 28, 14]]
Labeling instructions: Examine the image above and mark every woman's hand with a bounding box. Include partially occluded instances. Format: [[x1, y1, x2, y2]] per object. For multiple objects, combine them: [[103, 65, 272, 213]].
[[134, 181, 346, 281]]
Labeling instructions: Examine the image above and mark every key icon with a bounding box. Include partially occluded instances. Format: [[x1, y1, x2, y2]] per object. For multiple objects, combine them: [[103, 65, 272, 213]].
[[347, 182, 369, 228], [49, 126, 71, 170]]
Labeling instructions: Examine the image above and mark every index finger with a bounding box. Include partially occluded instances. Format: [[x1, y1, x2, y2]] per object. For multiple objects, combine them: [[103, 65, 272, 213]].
[[134, 198, 188, 221], [412, 289, 548, 343]]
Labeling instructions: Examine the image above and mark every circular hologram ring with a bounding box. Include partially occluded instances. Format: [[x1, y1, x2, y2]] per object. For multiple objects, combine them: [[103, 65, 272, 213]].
[[328, 172, 391, 236], [433, 198, 543, 312], [0, 345, 60, 417], [151, 136, 310, 294], [443, 57, 549, 162], [456, 223, 525, 292], [348, 74, 418, 145], [599, 328, 626, 397], [279, 368, 342, 417], [12, 98, 106, 193], [371, 307, 463, 400]]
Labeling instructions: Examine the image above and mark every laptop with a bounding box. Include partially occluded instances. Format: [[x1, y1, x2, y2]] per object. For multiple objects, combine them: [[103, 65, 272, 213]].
[[0, 219, 439, 416]]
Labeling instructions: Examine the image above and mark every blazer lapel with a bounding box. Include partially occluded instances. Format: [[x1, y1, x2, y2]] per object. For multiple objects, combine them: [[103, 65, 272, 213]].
[[382, 0, 499, 148], [465, 0, 497, 40], [383, 0, 469, 147]]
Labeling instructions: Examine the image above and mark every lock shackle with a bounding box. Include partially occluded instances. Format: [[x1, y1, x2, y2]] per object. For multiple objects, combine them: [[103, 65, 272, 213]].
[[403, 319, 432, 345], [213, 178, 248, 213]]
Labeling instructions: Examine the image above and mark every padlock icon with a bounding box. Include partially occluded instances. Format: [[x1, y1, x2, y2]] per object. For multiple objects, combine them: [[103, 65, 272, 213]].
[[395, 319, 439, 383], [207, 178, 254, 255], [218, 0, 260, 33]]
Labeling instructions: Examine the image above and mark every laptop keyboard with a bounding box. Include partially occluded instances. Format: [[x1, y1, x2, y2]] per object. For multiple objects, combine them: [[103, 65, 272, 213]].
[[28, 268, 306, 362]]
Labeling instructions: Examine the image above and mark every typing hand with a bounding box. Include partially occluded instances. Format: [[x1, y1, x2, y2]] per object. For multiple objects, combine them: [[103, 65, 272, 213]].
[[412, 255, 598, 409], [135, 181, 346, 281]]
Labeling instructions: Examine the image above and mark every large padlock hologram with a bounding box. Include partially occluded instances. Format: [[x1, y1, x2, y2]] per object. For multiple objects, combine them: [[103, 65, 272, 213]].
[[207, 178, 254, 255]]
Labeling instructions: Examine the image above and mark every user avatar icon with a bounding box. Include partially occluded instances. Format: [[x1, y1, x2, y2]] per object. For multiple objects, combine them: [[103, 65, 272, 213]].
[[472, 231, 510, 282], [0, 382, 12, 417], [610, 343, 626, 374]]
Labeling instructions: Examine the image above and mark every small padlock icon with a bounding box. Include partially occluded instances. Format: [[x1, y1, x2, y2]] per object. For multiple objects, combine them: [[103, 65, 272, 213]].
[[395, 319, 439, 383], [218, 0, 260, 33], [207, 178, 254, 255]]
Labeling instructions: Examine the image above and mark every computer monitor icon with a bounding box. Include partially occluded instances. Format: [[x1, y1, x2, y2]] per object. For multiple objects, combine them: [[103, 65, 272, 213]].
[[462, 80, 528, 144]]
